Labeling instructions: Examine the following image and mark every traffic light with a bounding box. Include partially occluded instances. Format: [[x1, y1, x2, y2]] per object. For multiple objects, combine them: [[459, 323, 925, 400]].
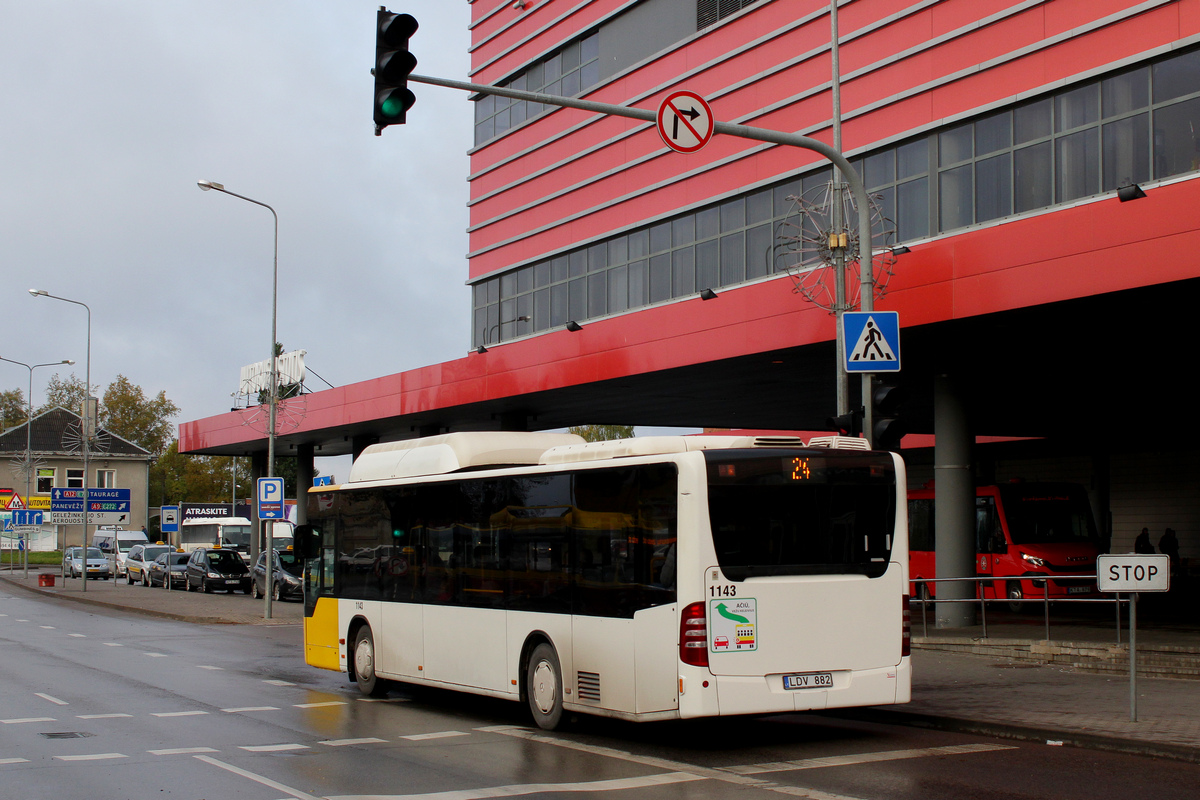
[[374, 10, 418, 134], [826, 407, 863, 438], [871, 378, 906, 451]]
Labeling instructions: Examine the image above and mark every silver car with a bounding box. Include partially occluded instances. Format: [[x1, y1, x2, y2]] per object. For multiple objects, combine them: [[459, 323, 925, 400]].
[[63, 546, 112, 580]]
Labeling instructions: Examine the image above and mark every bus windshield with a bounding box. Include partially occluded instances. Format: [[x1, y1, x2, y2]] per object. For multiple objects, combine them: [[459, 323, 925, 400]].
[[997, 485, 1098, 545], [706, 451, 897, 580], [221, 525, 252, 552]]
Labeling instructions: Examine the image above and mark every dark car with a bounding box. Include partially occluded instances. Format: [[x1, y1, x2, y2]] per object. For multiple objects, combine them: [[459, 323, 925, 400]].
[[186, 547, 252, 594], [251, 548, 304, 601], [149, 551, 190, 589]]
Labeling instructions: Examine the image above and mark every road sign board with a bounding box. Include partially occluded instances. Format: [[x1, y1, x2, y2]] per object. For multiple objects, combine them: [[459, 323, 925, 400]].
[[257, 477, 285, 520], [842, 311, 901, 373], [12, 510, 43, 527], [1097, 554, 1171, 593], [657, 90, 714, 154], [161, 505, 179, 533], [5, 493, 25, 510]]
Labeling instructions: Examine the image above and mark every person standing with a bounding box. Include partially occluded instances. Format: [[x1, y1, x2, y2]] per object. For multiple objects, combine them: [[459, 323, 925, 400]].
[[1159, 527, 1180, 566], [1135, 527, 1154, 554]]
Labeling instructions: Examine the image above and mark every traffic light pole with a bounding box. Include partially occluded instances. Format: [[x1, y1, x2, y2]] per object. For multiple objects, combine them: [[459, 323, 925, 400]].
[[408, 73, 876, 442]]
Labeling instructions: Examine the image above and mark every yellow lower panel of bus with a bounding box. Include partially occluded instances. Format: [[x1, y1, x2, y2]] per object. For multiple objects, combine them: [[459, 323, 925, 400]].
[[304, 597, 342, 672]]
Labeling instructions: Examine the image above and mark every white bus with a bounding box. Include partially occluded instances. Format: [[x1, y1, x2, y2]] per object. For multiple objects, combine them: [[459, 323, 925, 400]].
[[298, 431, 910, 729], [179, 516, 253, 557]]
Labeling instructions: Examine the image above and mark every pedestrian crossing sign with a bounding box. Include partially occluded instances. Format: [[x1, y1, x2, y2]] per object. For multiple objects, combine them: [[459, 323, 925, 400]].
[[842, 311, 900, 373]]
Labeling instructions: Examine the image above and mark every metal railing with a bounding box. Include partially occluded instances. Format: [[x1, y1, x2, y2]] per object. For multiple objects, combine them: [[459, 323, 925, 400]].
[[911, 575, 1128, 642]]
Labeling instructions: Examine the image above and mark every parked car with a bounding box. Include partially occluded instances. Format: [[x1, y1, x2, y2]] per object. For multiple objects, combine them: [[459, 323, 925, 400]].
[[186, 547, 252, 594], [63, 546, 112, 580], [251, 548, 304, 601], [125, 543, 175, 586], [148, 551, 190, 589]]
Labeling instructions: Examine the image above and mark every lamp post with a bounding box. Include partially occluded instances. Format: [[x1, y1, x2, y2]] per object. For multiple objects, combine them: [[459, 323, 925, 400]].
[[28, 290, 92, 593], [0, 356, 74, 579], [198, 179, 278, 619]]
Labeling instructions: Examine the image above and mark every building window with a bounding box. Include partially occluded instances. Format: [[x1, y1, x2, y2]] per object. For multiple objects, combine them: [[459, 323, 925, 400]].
[[67, 469, 84, 489], [473, 46, 1200, 345], [474, 31, 600, 146], [697, 0, 761, 30], [36, 468, 55, 494], [96, 469, 116, 489]]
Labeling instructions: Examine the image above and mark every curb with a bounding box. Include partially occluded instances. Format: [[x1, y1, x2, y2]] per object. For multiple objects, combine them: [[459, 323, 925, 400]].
[[0, 574, 299, 626], [826, 707, 1200, 765]]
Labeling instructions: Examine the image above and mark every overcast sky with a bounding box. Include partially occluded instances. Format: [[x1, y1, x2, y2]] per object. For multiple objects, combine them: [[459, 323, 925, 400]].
[[1, 2, 476, 477]]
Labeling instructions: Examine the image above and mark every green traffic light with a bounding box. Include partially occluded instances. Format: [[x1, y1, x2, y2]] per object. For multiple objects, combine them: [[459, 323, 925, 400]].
[[379, 89, 415, 120]]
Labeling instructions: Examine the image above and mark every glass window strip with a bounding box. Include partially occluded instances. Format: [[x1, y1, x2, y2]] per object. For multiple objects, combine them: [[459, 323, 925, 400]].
[[473, 46, 1200, 347]]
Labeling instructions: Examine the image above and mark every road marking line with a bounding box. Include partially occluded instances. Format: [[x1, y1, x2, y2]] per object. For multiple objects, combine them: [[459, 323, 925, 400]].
[[724, 743, 1018, 775], [223, 706, 280, 713], [40, 625, 55, 629], [325, 771, 704, 800], [401, 731, 469, 741], [143, 652, 169, 658], [195, 755, 324, 800], [152, 711, 208, 717], [2, 718, 56, 724], [103, 642, 124, 647], [295, 701, 347, 708], [480, 726, 865, 800], [197, 665, 224, 670], [321, 737, 387, 746], [0, 758, 30, 765], [78, 714, 133, 719], [149, 747, 220, 755], [238, 743, 309, 752], [67, 633, 86, 638], [55, 753, 127, 762], [263, 679, 295, 686], [36, 693, 68, 705]]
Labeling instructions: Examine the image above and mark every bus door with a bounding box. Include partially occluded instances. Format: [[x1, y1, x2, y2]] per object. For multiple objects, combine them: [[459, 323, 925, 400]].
[[974, 493, 1004, 599]]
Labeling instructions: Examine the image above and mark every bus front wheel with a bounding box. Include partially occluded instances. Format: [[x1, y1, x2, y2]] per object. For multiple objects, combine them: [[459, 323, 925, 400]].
[[526, 643, 564, 731], [353, 627, 390, 697], [1007, 581, 1025, 613]]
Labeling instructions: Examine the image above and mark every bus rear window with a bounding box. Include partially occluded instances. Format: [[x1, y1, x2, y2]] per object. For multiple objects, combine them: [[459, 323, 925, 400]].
[[705, 451, 896, 580]]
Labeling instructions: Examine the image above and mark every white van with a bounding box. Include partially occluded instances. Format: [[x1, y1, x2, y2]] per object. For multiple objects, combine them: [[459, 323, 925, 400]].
[[180, 517, 254, 559], [92, 528, 150, 578]]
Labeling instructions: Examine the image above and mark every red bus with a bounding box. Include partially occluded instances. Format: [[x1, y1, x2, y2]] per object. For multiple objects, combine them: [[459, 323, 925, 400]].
[[908, 482, 1101, 609]]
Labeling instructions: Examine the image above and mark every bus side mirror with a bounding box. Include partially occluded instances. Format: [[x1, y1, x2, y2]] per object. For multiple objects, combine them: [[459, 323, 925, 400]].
[[293, 524, 320, 559]]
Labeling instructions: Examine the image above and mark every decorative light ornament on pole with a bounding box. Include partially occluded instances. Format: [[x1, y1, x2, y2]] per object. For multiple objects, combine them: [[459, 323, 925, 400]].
[[373, 9, 418, 134]]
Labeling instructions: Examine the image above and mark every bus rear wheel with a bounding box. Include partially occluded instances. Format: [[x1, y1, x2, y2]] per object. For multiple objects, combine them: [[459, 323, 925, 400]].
[[353, 627, 390, 697], [526, 643, 564, 731]]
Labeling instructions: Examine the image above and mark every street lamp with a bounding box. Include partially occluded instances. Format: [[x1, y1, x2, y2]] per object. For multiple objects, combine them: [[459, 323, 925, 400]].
[[0, 356, 73, 579], [28, 289, 92, 594], [198, 179, 279, 619]]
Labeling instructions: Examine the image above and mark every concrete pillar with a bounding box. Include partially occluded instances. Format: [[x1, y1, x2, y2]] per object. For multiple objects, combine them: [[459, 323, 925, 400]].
[[934, 373, 976, 628], [295, 444, 314, 526]]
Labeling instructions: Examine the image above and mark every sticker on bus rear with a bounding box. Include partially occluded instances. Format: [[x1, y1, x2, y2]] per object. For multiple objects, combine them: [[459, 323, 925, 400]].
[[709, 597, 757, 651]]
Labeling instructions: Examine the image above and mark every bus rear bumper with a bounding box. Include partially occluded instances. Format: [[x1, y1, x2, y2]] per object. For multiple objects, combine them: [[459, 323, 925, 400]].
[[683, 659, 910, 718]]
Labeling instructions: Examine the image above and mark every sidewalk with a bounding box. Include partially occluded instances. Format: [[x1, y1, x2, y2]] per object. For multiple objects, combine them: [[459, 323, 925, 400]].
[[4, 567, 1200, 761], [0, 566, 302, 625]]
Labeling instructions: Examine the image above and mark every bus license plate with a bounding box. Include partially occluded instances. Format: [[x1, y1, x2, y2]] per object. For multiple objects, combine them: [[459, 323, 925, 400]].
[[784, 672, 833, 690], [1067, 586, 1090, 594]]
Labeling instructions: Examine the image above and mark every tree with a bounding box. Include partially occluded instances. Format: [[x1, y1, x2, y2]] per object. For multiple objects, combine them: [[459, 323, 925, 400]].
[[150, 440, 252, 507], [102, 375, 180, 460], [568, 425, 635, 442], [39, 373, 97, 417], [0, 388, 26, 430]]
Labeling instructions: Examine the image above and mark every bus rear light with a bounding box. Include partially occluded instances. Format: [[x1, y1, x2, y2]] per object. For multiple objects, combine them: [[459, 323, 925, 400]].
[[680, 602, 709, 667], [901, 595, 911, 657]]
